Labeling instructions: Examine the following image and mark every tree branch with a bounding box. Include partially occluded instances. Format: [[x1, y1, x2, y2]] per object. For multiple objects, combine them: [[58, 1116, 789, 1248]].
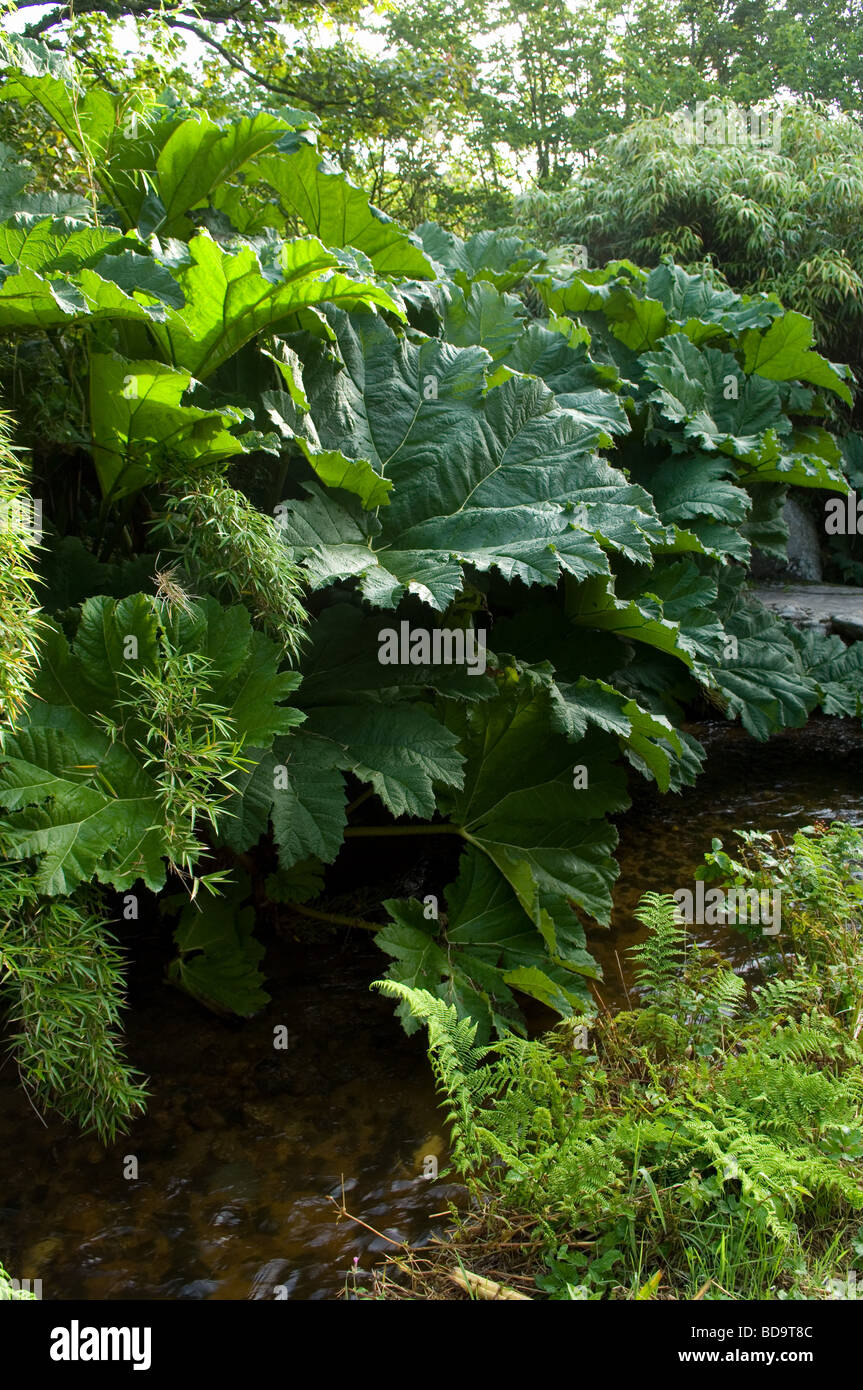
[[166, 16, 300, 99], [19, 0, 323, 39], [16, 0, 390, 116]]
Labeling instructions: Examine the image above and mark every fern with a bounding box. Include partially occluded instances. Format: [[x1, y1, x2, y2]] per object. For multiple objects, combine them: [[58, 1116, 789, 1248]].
[[702, 968, 747, 1023], [372, 981, 493, 1173], [386, 829, 863, 1299], [630, 892, 687, 1005], [757, 1013, 855, 1067], [751, 969, 822, 1024]]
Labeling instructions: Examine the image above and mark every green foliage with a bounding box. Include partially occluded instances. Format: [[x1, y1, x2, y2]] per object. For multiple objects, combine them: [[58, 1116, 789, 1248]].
[[0, 1261, 36, 1299], [35, 0, 863, 235], [0, 412, 41, 742], [165, 874, 268, 1017], [700, 821, 863, 1019], [1, 43, 863, 1134], [0, 868, 148, 1141], [516, 102, 863, 387], [630, 891, 687, 1006], [388, 822, 863, 1299], [372, 979, 494, 1175], [152, 474, 307, 660], [0, 592, 301, 896]]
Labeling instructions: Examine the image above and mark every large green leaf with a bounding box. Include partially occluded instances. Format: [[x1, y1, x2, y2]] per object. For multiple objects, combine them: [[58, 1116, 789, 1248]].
[[375, 669, 640, 1037], [442, 281, 528, 363], [439, 673, 629, 935], [0, 216, 127, 270], [154, 111, 294, 238], [536, 260, 648, 318], [790, 629, 863, 718], [736, 425, 847, 490], [642, 334, 786, 457], [742, 311, 853, 406], [566, 575, 700, 668], [0, 725, 167, 895], [248, 133, 434, 278], [149, 232, 402, 379], [92, 250, 185, 310], [645, 261, 782, 340], [416, 221, 545, 290], [644, 452, 752, 530], [224, 709, 463, 869], [89, 355, 246, 500], [378, 849, 592, 1040], [294, 603, 498, 706], [501, 319, 602, 395], [263, 385, 393, 508], [277, 308, 661, 608], [0, 256, 172, 331], [167, 879, 269, 1017], [551, 675, 685, 794], [304, 701, 463, 820], [708, 586, 819, 739], [220, 612, 468, 868], [268, 733, 348, 867]]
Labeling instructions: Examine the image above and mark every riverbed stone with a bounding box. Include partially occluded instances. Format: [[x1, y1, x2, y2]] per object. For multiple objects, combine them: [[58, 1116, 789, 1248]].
[[750, 582, 863, 639], [750, 498, 823, 582]]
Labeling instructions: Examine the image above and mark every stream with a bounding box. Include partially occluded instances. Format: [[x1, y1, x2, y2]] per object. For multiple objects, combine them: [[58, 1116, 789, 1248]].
[[1, 714, 861, 1300]]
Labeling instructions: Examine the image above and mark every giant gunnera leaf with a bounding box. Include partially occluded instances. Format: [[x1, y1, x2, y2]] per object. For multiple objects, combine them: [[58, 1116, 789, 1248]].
[[376, 666, 633, 1038], [166, 876, 269, 1017], [219, 605, 469, 865], [276, 307, 664, 609]]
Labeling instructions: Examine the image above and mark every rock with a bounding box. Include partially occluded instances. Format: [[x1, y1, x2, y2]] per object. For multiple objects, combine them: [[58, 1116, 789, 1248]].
[[250, 1259, 294, 1299], [366, 1228, 406, 1253], [211, 1206, 243, 1227], [751, 583, 863, 639], [176, 1279, 219, 1299], [750, 499, 823, 583], [832, 616, 863, 642]]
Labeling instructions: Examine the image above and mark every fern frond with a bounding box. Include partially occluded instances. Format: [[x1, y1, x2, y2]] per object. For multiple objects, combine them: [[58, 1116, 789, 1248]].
[[703, 968, 747, 1022], [631, 891, 687, 1005], [372, 980, 492, 1171], [752, 969, 821, 1023]]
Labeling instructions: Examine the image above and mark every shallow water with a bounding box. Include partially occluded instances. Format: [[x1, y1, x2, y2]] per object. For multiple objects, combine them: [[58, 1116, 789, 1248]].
[[592, 716, 863, 1006], [1, 715, 861, 1299]]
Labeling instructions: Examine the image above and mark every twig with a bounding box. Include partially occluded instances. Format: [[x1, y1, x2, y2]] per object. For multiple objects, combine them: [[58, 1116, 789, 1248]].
[[615, 949, 633, 1009], [449, 1269, 531, 1300], [328, 1178, 412, 1252]]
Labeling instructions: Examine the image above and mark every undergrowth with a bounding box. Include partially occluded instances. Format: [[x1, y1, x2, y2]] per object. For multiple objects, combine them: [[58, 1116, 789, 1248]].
[[374, 820, 863, 1300]]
